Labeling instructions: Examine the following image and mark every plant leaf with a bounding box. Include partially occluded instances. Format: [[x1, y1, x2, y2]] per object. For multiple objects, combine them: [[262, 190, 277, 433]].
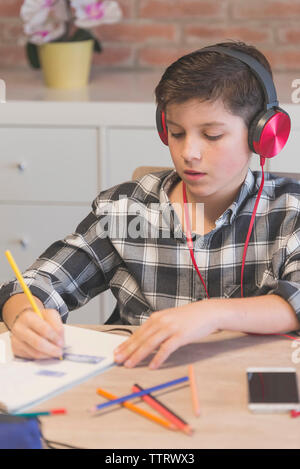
[[26, 42, 40, 69], [69, 28, 102, 53], [93, 36, 102, 53]]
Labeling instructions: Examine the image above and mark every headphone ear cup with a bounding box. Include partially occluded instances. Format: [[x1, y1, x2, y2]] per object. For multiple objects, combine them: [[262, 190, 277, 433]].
[[248, 107, 291, 159], [156, 105, 169, 145], [248, 110, 265, 154]]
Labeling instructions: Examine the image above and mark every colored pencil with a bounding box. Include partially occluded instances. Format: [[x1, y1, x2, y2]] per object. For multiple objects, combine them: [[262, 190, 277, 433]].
[[5, 250, 63, 360], [97, 388, 177, 431], [5, 250, 44, 320], [188, 365, 200, 416], [92, 376, 189, 413], [290, 409, 300, 418], [14, 408, 67, 418], [132, 383, 194, 436]]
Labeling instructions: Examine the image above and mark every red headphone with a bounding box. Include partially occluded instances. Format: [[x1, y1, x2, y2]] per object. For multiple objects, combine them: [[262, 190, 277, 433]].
[[155, 46, 291, 299], [156, 45, 291, 159]]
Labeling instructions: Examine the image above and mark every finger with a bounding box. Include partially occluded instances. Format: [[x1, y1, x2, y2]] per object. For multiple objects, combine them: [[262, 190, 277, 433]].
[[115, 325, 153, 355], [149, 335, 182, 369], [116, 312, 164, 350], [20, 310, 63, 347], [43, 309, 64, 344], [114, 313, 162, 362], [114, 326, 158, 364], [122, 329, 172, 368], [12, 319, 63, 358], [114, 338, 137, 363], [11, 333, 58, 360]]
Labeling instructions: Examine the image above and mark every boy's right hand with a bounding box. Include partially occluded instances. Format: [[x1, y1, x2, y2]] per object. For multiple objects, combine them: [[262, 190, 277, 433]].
[[10, 308, 64, 360]]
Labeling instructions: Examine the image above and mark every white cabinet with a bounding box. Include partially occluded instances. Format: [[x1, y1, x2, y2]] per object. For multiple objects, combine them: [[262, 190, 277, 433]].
[[0, 128, 97, 202], [102, 127, 171, 189], [0, 203, 102, 324], [0, 126, 103, 324]]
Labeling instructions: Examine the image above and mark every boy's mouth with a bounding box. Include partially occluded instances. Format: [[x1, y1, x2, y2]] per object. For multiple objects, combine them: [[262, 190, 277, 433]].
[[184, 170, 206, 175], [183, 170, 207, 181]]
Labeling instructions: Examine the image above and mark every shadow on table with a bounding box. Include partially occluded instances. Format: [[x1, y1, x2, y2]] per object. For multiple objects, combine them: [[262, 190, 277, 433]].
[[92, 332, 295, 419], [136, 332, 292, 369]]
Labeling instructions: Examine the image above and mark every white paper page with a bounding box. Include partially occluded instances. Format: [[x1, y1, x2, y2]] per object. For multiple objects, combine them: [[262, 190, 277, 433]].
[[0, 325, 127, 414]]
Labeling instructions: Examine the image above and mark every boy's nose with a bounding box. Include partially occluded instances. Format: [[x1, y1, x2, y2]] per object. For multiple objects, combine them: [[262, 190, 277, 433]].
[[181, 140, 202, 162]]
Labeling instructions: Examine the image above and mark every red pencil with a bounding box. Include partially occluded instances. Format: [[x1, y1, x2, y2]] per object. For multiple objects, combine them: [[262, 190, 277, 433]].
[[132, 383, 193, 436]]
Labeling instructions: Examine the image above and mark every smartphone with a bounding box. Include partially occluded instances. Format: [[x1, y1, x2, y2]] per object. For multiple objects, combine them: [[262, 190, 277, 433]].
[[247, 367, 300, 413]]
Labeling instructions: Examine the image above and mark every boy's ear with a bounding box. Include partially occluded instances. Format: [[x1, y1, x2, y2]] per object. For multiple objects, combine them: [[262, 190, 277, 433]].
[[248, 107, 291, 159], [156, 105, 169, 146]]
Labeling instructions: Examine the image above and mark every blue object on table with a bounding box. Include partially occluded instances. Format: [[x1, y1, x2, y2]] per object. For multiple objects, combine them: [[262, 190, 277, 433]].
[[0, 414, 43, 449], [94, 376, 189, 411]]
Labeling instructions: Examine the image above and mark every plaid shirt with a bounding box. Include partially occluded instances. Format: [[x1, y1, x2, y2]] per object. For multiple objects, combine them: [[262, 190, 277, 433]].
[[1, 168, 300, 325]]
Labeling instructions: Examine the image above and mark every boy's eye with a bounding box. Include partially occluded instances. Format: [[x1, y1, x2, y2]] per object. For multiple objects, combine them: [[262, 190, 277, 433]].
[[170, 132, 184, 139], [205, 134, 223, 141], [170, 132, 222, 141]]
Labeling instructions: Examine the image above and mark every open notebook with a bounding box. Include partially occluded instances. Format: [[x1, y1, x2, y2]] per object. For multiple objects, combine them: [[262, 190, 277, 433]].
[[0, 325, 127, 414]]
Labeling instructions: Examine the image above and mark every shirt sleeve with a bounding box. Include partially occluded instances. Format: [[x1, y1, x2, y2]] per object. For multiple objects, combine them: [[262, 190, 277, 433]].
[[260, 227, 300, 321], [0, 207, 123, 323]]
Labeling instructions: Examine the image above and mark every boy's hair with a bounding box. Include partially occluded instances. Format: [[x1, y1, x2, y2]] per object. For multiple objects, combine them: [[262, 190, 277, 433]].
[[154, 40, 273, 128]]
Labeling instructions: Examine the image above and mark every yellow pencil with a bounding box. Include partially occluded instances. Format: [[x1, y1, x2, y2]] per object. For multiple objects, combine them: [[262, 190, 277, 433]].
[[5, 250, 63, 360], [188, 364, 201, 416], [5, 250, 44, 319], [96, 388, 177, 431]]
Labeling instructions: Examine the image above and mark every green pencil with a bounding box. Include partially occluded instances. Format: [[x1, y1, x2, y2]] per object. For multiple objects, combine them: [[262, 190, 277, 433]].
[[14, 408, 67, 418]]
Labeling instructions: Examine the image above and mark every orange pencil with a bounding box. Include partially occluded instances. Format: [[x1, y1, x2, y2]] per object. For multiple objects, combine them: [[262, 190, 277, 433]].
[[188, 364, 200, 416], [96, 388, 177, 431]]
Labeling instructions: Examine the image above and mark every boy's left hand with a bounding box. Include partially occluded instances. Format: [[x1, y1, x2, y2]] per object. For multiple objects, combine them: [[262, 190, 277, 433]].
[[113, 300, 222, 369]]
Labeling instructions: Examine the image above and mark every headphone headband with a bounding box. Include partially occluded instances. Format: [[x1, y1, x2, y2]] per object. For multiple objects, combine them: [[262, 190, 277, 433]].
[[156, 44, 291, 159], [198, 46, 279, 110]]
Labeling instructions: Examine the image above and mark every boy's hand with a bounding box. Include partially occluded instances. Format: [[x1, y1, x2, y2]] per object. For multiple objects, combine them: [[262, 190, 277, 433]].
[[10, 308, 64, 360], [114, 301, 221, 369]]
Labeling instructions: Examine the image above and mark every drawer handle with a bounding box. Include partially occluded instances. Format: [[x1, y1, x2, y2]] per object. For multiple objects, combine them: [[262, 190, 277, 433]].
[[17, 162, 27, 172], [19, 238, 29, 249]]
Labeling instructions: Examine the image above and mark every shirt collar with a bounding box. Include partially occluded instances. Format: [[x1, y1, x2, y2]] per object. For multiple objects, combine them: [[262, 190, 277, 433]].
[[159, 170, 182, 238], [159, 167, 262, 230], [226, 168, 257, 224], [159, 169, 180, 205]]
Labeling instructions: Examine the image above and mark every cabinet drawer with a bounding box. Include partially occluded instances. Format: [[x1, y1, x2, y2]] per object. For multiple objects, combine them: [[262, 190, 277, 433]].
[[104, 127, 171, 189], [0, 127, 98, 202], [0, 204, 104, 324]]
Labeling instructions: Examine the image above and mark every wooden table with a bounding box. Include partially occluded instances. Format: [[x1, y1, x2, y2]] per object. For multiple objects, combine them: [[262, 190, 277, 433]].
[[1, 323, 300, 449]]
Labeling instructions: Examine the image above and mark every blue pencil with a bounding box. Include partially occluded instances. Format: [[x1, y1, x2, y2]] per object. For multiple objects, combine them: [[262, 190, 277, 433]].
[[92, 376, 188, 413]]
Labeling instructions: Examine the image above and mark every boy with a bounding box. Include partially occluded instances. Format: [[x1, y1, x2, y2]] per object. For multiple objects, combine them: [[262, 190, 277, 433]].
[[1, 41, 300, 368]]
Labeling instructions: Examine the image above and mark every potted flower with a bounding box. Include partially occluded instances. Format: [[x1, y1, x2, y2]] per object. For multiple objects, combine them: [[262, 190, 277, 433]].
[[20, 0, 123, 89]]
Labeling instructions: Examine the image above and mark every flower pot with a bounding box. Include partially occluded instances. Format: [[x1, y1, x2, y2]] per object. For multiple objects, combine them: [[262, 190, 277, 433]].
[[38, 40, 93, 89]]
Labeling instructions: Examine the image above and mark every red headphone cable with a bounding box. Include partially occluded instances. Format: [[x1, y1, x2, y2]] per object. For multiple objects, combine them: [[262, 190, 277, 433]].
[[240, 157, 265, 298], [182, 181, 210, 299]]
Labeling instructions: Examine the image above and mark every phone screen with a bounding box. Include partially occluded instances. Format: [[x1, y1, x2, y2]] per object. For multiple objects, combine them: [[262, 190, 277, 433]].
[[247, 371, 299, 404]]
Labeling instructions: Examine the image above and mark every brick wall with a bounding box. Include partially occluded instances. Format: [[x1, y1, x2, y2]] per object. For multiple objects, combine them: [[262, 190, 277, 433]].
[[0, 0, 300, 72]]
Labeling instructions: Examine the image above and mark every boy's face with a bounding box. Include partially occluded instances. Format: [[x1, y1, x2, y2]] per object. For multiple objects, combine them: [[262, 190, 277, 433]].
[[166, 98, 252, 204]]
